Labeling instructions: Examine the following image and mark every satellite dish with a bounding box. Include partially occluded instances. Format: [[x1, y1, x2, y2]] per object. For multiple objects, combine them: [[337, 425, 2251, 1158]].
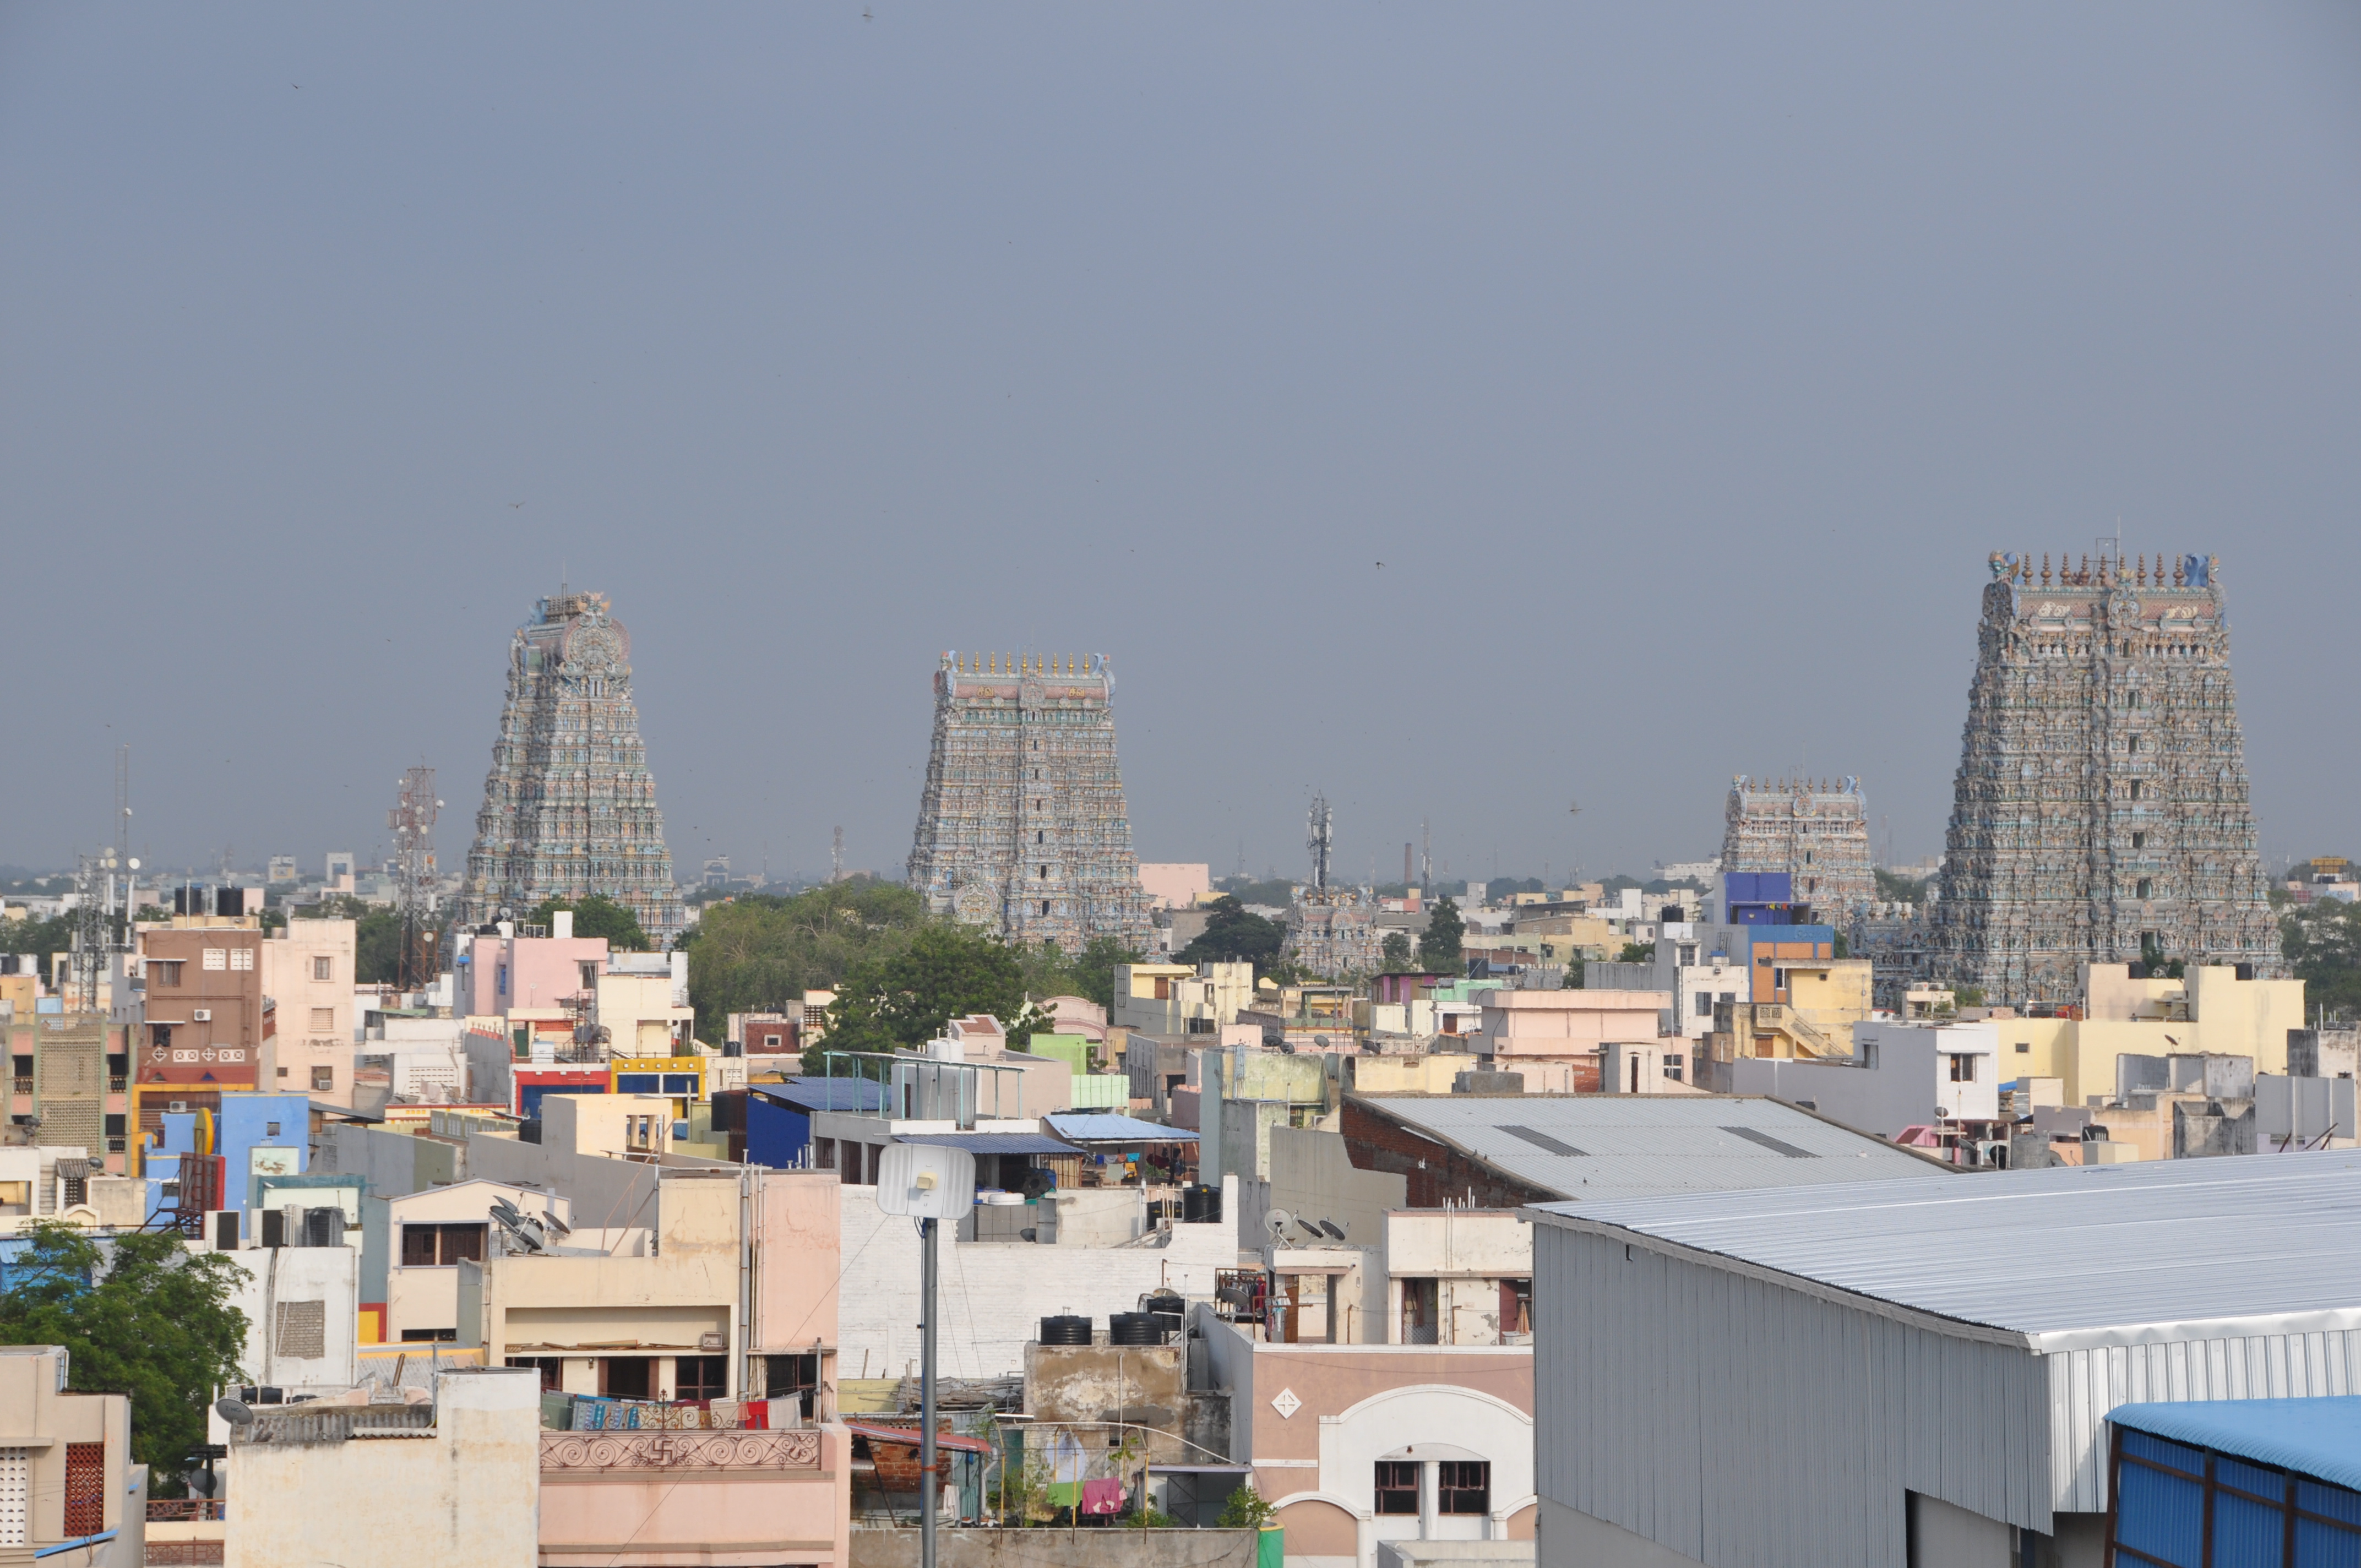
[[1264, 1209, 1294, 1239], [1318, 1219, 1346, 1240], [539, 1207, 572, 1237], [214, 1397, 253, 1426]]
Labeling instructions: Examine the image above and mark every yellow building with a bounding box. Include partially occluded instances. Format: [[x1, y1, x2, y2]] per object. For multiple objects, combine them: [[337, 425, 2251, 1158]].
[[1991, 963, 2305, 1107], [1707, 956, 1876, 1074]]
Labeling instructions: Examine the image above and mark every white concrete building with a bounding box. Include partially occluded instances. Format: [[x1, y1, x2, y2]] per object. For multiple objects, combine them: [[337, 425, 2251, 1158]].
[[1730, 1018, 2000, 1138]]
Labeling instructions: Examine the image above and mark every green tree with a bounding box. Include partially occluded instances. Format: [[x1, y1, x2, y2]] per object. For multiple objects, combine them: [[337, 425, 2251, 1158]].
[[1216, 1482, 1278, 1529], [1380, 932, 1413, 970], [1872, 867, 1928, 905], [1174, 896, 1284, 973], [1417, 897, 1465, 971], [678, 879, 929, 1045], [0, 1222, 248, 1496], [2282, 898, 2361, 1019], [820, 922, 1040, 1069], [1617, 941, 1656, 964], [0, 911, 73, 959], [526, 894, 651, 952]]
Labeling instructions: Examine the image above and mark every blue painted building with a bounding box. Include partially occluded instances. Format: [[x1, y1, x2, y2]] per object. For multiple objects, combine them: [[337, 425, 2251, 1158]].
[[746, 1077, 886, 1169], [142, 1093, 313, 1231]]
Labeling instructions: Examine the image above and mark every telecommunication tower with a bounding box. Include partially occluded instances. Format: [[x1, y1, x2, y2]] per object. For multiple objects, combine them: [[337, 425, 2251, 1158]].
[[387, 766, 442, 989], [1307, 794, 1334, 892], [831, 826, 845, 884]]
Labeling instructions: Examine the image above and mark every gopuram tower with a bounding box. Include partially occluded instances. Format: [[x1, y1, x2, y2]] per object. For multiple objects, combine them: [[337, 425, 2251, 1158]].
[[458, 590, 684, 946], [1929, 551, 2278, 1005], [906, 651, 1152, 954]]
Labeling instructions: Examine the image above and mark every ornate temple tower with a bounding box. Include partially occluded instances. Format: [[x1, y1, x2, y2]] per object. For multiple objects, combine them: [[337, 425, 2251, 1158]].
[[1930, 551, 2278, 1004], [1720, 775, 1875, 925], [906, 651, 1152, 954], [458, 591, 684, 946]]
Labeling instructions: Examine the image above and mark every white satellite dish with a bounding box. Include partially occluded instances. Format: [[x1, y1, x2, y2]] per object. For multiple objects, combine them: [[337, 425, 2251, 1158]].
[[1264, 1208, 1294, 1239]]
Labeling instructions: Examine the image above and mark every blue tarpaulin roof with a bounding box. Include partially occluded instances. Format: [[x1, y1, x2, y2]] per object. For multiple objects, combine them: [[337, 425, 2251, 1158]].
[[1045, 1113, 1198, 1144], [749, 1077, 887, 1114], [894, 1132, 1073, 1156], [2110, 1398, 2361, 1492]]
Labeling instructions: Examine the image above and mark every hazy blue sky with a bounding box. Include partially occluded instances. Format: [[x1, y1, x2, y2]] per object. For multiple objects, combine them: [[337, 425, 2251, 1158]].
[[4, 4, 2357, 888]]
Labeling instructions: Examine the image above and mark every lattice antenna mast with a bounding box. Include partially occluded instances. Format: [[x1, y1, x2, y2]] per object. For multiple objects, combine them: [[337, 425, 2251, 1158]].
[[70, 851, 112, 1012], [387, 765, 442, 989], [1307, 794, 1334, 893]]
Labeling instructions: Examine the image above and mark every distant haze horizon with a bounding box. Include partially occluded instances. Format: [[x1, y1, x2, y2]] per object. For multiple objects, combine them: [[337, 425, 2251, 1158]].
[[3, 6, 2355, 888]]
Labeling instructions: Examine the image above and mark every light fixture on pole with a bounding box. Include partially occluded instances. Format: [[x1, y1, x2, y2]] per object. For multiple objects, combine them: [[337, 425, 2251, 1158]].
[[876, 1142, 977, 1568]]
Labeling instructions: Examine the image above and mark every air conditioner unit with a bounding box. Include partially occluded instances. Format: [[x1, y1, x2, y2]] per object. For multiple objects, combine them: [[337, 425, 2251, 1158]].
[[192, 1009, 213, 1022]]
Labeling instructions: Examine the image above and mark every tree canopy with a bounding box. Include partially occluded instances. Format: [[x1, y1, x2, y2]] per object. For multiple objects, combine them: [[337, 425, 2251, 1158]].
[[0, 1223, 248, 1496], [0, 911, 73, 958], [1011, 934, 1143, 1012], [820, 922, 1045, 1068], [679, 878, 929, 1045], [292, 895, 408, 984], [525, 894, 650, 952], [1418, 896, 1465, 971], [2281, 897, 2361, 1020], [1174, 895, 1285, 973], [1380, 932, 1414, 970]]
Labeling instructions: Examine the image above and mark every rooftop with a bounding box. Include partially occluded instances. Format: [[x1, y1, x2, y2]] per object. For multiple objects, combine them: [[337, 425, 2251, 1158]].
[[1354, 1094, 1946, 1202], [1530, 1150, 2361, 1348]]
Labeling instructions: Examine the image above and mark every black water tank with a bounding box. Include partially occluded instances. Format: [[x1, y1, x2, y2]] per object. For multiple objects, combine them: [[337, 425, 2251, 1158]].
[[1108, 1313, 1162, 1347], [1040, 1315, 1092, 1346], [1183, 1184, 1222, 1223]]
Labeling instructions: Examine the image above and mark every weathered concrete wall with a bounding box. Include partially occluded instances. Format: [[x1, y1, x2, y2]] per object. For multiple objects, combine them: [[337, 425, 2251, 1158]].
[[851, 1527, 1259, 1568]]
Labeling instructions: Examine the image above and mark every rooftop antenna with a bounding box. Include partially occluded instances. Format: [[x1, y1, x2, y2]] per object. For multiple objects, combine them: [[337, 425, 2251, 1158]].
[[387, 765, 442, 989], [1307, 794, 1333, 892]]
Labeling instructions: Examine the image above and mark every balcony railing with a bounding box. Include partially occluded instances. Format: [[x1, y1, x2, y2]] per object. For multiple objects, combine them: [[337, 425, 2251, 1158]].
[[147, 1499, 228, 1522]]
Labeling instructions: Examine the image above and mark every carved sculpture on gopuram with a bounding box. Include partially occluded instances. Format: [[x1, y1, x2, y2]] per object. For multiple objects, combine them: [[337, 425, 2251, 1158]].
[[906, 651, 1153, 955], [1928, 550, 2280, 1006]]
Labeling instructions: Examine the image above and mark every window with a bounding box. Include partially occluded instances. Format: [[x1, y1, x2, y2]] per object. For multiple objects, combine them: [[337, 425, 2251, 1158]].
[[151, 960, 183, 988], [1438, 1461, 1490, 1515], [2137, 879, 2153, 900], [1375, 1461, 1421, 1515], [61, 1174, 88, 1207], [1949, 1055, 1975, 1082], [265, 1121, 281, 1136], [2129, 779, 2143, 802], [231, 948, 254, 971], [2017, 1043, 2031, 1054], [2131, 831, 2146, 851], [312, 1066, 335, 1092], [402, 1223, 487, 1265], [676, 1355, 727, 1401], [313, 956, 334, 981], [400, 1327, 458, 1343], [309, 1007, 335, 1032], [203, 948, 227, 971], [2127, 735, 2141, 754]]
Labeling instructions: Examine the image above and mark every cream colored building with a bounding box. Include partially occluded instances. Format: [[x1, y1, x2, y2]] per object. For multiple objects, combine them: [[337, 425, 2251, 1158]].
[[385, 1179, 573, 1343], [225, 1367, 540, 1568], [259, 918, 357, 1104], [0, 1344, 143, 1565], [1111, 961, 1255, 1038], [1385, 1208, 1532, 1346], [1993, 963, 2305, 1108]]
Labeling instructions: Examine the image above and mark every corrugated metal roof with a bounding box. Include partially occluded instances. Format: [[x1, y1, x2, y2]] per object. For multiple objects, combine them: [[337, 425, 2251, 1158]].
[[1045, 1113, 1199, 1144], [2110, 1397, 2361, 1491], [1357, 1093, 1945, 1202], [893, 1131, 1072, 1156], [1531, 1149, 2361, 1346], [750, 1077, 886, 1113]]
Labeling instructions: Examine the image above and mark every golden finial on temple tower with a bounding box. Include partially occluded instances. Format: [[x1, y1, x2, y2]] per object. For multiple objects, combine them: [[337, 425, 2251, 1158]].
[[2041, 553, 2051, 586]]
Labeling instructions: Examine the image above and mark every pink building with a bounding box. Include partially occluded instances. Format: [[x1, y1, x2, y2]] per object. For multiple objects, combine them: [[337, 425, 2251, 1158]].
[[458, 929, 613, 1020], [1138, 862, 1212, 910], [540, 1426, 850, 1568], [1199, 1317, 1533, 1568], [1473, 989, 1669, 1069]]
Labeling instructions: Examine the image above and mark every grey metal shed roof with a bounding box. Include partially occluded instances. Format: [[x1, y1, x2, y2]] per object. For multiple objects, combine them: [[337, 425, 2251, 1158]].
[[1356, 1093, 1945, 1202], [1531, 1149, 2361, 1347]]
